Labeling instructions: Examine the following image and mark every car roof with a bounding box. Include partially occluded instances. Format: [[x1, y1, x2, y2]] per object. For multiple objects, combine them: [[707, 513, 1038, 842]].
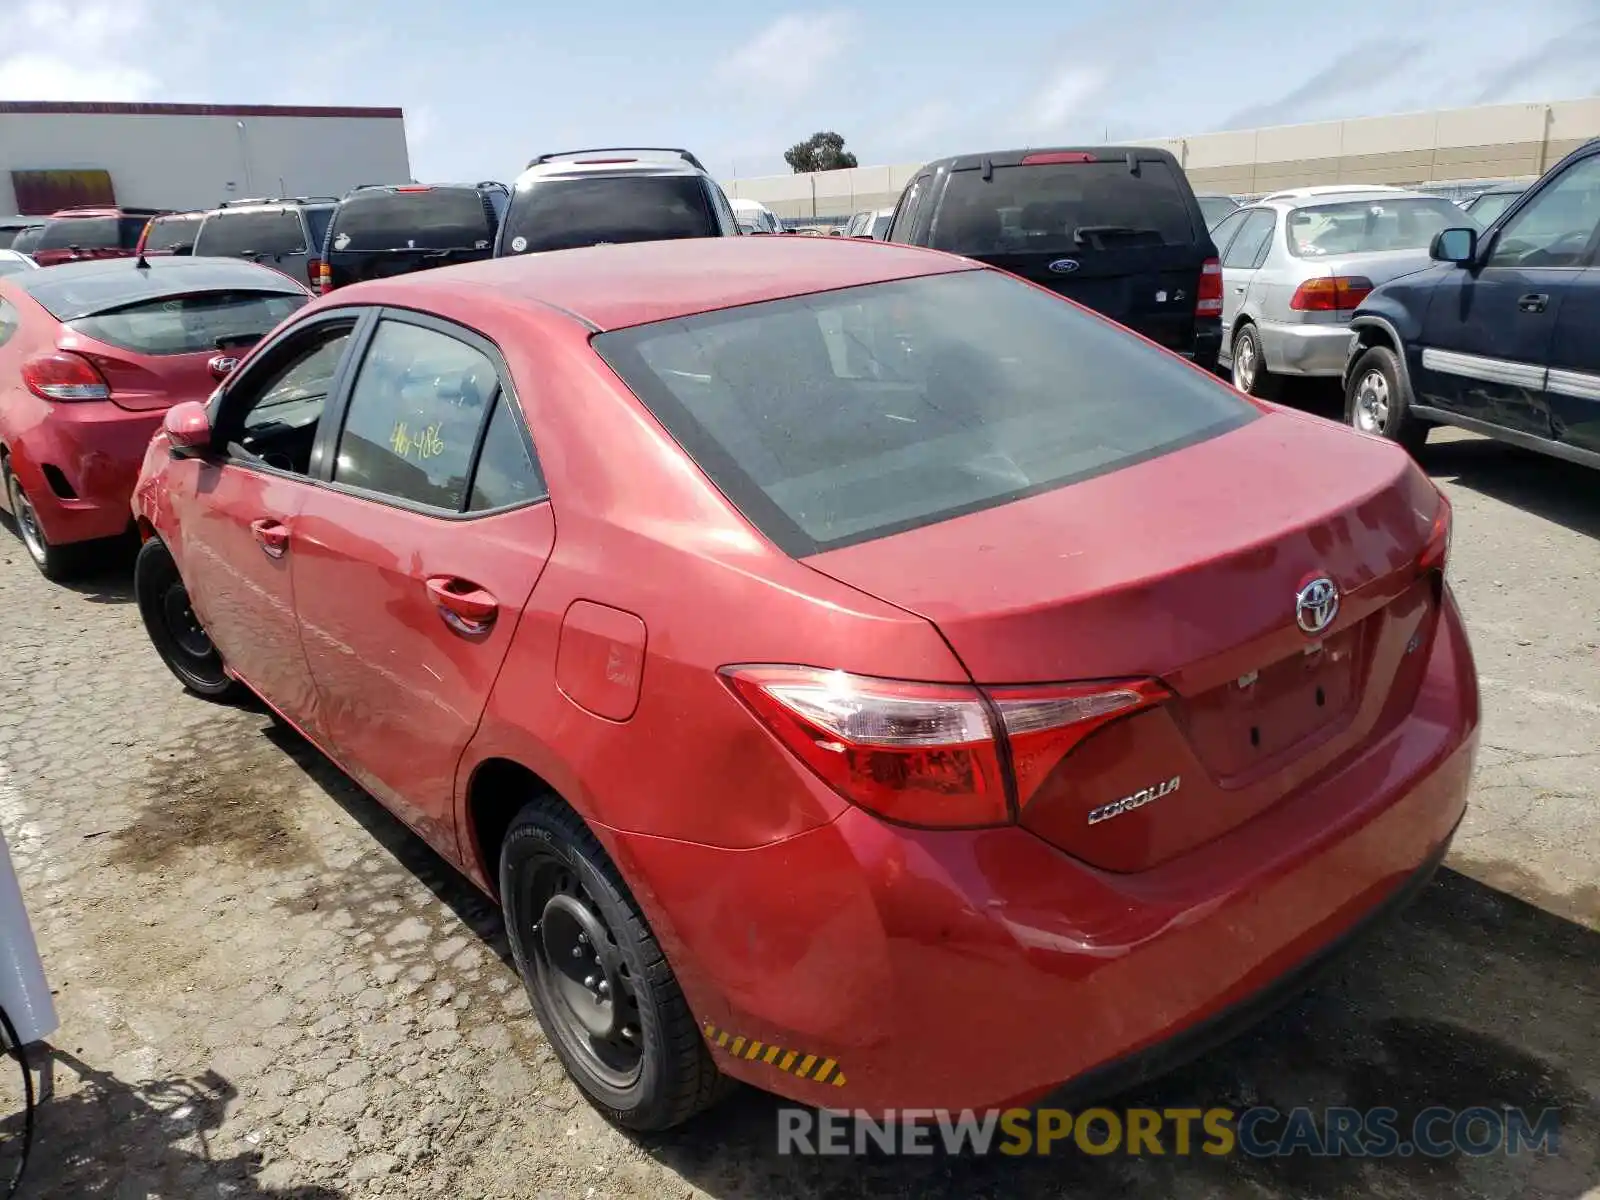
[[917, 144, 1183, 172], [327, 237, 972, 332], [1261, 187, 1441, 209], [7, 255, 307, 320], [512, 159, 704, 188], [48, 205, 167, 218], [1258, 184, 1411, 202]]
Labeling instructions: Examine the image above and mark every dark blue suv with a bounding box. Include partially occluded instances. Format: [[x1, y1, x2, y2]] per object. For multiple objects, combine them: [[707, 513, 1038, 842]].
[[1343, 138, 1600, 467]]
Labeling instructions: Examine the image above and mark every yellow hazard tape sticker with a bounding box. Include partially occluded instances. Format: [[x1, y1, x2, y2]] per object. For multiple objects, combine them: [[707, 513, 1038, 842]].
[[704, 1022, 846, 1086]]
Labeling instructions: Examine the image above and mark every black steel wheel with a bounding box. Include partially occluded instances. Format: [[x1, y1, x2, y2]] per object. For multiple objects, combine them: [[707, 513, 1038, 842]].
[[501, 797, 726, 1130], [135, 537, 243, 700]]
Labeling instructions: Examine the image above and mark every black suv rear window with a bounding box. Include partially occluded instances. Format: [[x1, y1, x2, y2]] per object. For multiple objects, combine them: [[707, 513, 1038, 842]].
[[143, 215, 203, 252], [501, 175, 716, 255], [329, 189, 494, 253], [195, 211, 308, 257], [595, 268, 1253, 555], [932, 160, 1196, 255], [36, 216, 147, 251]]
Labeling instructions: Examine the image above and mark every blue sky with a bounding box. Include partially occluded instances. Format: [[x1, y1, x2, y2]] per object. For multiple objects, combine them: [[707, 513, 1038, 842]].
[[3, 0, 1597, 183]]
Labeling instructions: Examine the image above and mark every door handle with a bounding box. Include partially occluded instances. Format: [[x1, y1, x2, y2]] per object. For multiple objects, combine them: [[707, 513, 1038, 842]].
[[425, 576, 498, 636], [1517, 293, 1549, 313], [249, 518, 289, 558]]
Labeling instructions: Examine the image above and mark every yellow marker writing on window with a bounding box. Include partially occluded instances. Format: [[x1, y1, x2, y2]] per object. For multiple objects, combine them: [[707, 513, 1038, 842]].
[[390, 420, 446, 461]]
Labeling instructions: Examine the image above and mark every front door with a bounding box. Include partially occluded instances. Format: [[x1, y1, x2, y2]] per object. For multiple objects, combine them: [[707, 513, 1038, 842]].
[[1413, 153, 1600, 437], [290, 312, 553, 856], [169, 316, 363, 737]]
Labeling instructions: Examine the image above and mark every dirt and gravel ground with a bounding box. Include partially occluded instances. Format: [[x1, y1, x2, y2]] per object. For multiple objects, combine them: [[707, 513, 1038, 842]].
[[0, 423, 1595, 1199]]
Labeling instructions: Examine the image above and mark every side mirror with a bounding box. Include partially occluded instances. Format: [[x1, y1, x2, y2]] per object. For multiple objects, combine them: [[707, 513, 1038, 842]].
[[1430, 227, 1477, 266], [164, 401, 213, 457]]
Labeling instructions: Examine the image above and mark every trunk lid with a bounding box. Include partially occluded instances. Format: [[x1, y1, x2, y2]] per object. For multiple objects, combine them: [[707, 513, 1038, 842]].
[[804, 411, 1445, 871], [1311, 247, 1437, 291], [71, 342, 221, 413]]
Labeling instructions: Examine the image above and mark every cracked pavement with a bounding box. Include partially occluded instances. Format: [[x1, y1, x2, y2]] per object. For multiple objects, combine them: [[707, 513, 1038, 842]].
[[0, 423, 1594, 1198]]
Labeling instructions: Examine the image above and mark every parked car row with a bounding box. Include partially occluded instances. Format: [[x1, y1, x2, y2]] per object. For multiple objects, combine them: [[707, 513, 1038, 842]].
[[0, 135, 1484, 1139]]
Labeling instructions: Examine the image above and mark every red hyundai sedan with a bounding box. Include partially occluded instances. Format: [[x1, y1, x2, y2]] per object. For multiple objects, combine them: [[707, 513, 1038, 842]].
[[0, 257, 309, 578], [130, 237, 1477, 1130]]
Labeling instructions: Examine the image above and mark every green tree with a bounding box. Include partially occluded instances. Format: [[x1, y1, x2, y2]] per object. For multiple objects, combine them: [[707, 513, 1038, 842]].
[[784, 131, 859, 173]]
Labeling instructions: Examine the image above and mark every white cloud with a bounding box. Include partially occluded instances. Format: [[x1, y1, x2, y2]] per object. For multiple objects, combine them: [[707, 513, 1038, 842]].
[[0, 0, 160, 101], [1026, 66, 1109, 135], [715, 12, 854, 97]]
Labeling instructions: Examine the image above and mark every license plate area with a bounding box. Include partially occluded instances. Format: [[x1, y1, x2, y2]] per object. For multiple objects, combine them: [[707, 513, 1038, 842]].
[[1177, 624, 1364, 779]]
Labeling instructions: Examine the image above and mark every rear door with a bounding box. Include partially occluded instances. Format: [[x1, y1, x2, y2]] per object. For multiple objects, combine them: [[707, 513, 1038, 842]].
[[1217, 208, 1274, 350], [925, 154, 1207, 352], [290, 311, 554, 856]]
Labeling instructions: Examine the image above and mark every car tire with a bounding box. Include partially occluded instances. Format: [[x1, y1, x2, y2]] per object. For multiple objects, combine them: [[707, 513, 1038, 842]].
[[4, 464, 78, 581], [501, 796, 727, 1131], [1230, 324, 1282, 399], [134, 536, 245, 700], [1345, 345, 1428, 456]]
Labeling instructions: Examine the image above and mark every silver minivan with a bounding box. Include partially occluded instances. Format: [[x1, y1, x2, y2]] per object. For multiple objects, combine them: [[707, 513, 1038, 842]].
[[1211, 185, 1472, 396]]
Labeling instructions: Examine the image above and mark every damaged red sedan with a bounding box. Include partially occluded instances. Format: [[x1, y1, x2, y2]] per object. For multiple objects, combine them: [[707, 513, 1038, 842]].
[[130, 237, 1477, 1130]]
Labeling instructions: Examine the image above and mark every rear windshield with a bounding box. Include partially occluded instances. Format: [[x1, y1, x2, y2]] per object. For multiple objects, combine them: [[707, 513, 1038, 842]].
[[143, 215, 203, 252], [195, 210, 308, 257], [1287, 198, 1468, 257], [931, 160, 1197, 255], [0, 227, 36, 250], [328, 189, 493, 252], [501, 175, 716, 254], [67, 291, 308, 355], [36, 216, 148, 251], [595, 269, 1253, 555]]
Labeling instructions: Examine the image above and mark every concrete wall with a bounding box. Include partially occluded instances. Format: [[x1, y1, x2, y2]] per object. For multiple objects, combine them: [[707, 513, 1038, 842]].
[[728, 96, 1600, 216], [0, 102, 411, 215]]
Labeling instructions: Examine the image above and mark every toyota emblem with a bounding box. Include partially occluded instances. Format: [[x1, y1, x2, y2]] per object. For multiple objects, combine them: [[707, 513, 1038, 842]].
[[1295, 577, 1340, 635]]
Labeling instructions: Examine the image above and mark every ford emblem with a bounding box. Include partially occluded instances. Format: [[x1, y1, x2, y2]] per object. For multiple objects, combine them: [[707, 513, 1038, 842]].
[[1048, 258, 1080, 275]]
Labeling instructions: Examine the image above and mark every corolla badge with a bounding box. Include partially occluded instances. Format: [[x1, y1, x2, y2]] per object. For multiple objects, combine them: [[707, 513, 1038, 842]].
[[1047, 258, 1080, 274], [1295, 577, 1340, 635]]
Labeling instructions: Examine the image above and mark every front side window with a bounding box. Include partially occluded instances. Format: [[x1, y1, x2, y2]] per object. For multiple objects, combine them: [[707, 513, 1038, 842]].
[[1222, 210, 1276, 269], [1207, 208, 1249, 259], [1466, 191, 1520, 227], [501, 175, 719, 255], [930, 160, 1196, 255], [1287, 197, 1467, 258], [595, 268, 1254, 555], [68, 291, 307, 355], [220, 325, 356, 474], [1486, 156, 1600, 269], [332, 320, 498, 510], [195, 211, 308, 257]]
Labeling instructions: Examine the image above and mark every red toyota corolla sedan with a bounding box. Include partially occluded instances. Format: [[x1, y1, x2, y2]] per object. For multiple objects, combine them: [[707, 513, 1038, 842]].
[[0, 257, 309, 578], [130, 237, 1478, 1130]]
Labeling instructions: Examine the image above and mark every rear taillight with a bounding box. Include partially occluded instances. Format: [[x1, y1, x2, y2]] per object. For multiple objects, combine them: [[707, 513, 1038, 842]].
[[21, 352, 110, 402], [721, 665, 1168, 828], [1289, 275, 1373, 312], [1196, 257, 1222, 317], [312, 258, 332, 295], [1419, 490, 1452, 577]]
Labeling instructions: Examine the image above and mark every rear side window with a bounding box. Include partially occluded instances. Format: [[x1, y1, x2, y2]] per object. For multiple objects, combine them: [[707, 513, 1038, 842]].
[[333, 320, 498, 510], [595, 269, 1254, 555], [195, 211, 308, 257], [0, 228, 28, 250], [328, 189, 494, 252], [501, 175, 717, 254], [144, 216, 203, 252], [67, 291, 309, 355], [468, 394, 544, 510], [1287, 198, 1466, 257], [931, 160, 1197, 255], [9, 227, 42, 254]]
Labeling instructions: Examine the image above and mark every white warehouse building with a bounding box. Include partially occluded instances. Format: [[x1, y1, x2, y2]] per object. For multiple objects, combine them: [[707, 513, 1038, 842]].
[[0, 101, 412, 216]]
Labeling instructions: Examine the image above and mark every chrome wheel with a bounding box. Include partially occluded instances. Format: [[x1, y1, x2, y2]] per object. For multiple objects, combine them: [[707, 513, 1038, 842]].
[[1354, 368, 1390, 434], [9, 477, 48, 568], [1232, 333, 1257, 393]]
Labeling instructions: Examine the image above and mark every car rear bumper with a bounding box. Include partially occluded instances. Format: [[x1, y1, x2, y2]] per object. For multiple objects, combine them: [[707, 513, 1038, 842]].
[[1256, 319, 1353, 377], [6, 403, 162, 546], [615, 588, 1478, 1113]]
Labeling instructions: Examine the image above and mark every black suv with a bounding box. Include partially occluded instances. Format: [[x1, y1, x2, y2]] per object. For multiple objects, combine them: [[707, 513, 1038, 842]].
[[317, 182, 509, 293], [496, 147, 739, 257], [884, 147, 1223, 367], [191, 197, 337, 288]]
